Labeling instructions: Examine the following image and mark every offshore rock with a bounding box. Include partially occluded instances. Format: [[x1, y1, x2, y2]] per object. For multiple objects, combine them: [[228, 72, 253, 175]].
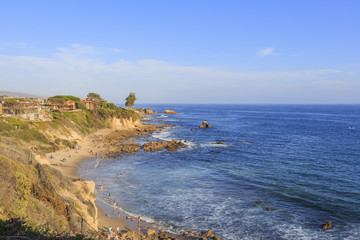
[[199, 121, 212, 128], [165, 110, 178, 114], [143, 139, 187, 152], [322, 221, 332, 230], [136, 108, 154, 114]]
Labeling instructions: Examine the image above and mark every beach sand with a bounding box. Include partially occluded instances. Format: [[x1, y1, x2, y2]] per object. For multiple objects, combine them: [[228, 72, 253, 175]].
[[44, 123, 197, 239], [45, 128, 136, 236]]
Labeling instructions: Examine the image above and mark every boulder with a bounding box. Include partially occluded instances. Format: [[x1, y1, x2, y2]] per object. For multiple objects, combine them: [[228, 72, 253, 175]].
[[120, 230, 141, 240], [145, 229, 157, 238], [265, 207, 271, 211], [321, 221, 332, 230], [199, 121, 212, 128], [165, 110, 178, 114], [202, 230, 214, 237], [212, 237, 222, 240]]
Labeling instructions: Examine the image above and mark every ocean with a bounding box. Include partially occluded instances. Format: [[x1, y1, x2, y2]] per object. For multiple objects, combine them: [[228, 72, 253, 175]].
[[81, 104, 360, 240]]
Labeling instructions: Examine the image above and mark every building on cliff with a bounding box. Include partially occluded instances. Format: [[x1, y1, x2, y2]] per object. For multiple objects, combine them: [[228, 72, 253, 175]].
[[81, 98, 108, 110], [47, 100, 78, 112], [1, 98, 48, 121]]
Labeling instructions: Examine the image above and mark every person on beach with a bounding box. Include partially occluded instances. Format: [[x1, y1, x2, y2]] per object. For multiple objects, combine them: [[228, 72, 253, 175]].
[[118, 211, 120, 218], [113, 200, 116, 208], [117, 226, 119, 233], [109, 192, 111, 199], [115, 177, 117, 183], [109, 226, 112, 233], [85, 168, 87, 173]]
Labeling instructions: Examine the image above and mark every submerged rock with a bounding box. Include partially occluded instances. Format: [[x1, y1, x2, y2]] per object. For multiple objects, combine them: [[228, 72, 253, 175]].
[[212, 141, 225, 145], [199, 121, 212, 128], [322, 221, 332, 230]]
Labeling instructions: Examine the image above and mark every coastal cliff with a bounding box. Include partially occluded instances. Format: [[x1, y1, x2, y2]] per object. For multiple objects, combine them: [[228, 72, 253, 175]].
[[0, 107, 141, 239]]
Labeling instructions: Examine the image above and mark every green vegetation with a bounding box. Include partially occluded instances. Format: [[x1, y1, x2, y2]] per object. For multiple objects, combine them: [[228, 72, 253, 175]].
[[125, 92, 137, 108], [86, 92, 101, 100], [0, 118, 49, 144], [0, 94, 140, 239]]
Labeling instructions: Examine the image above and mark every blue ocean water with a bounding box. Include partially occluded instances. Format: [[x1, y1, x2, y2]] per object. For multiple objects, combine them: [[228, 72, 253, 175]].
[[81, 105, 360, 240]]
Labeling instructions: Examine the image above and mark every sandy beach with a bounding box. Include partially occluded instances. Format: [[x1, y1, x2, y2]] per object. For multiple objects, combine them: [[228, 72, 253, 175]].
[[45, 126, 149, 238]]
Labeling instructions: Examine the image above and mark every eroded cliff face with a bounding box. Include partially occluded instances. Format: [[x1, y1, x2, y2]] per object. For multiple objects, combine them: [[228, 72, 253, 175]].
[[0, 115, 141, 237], [109, 117, 140, 130]]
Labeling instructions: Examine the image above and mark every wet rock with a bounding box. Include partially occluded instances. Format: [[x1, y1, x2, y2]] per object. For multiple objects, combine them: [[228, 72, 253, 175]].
[[145, 229, 157, 238], [159, 232, 169, 239], [190, 128, 195, 131], [165, 110, 178, 114], [265, 207, 271, 211], [202, 230, 214, 237], [213, 141, 225, 145], [322, 221, 332, 230], [143, 139, 187, 152], [212, 237, 221, 240], [199, 121, 212, 128]]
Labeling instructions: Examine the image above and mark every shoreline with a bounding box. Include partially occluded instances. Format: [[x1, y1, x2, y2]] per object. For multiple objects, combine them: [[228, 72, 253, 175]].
[[44, 121, 188, 239], [45, 128, 132, 237]]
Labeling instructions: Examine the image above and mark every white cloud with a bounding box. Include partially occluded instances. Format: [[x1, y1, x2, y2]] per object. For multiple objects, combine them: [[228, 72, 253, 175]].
[[257, 47, 274, 57], [0, 44, 356, 104]]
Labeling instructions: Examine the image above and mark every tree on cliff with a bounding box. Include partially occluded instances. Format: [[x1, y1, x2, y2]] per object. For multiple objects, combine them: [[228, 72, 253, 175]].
[[87, 92, 101, 100], [125, 92, 136, 108]]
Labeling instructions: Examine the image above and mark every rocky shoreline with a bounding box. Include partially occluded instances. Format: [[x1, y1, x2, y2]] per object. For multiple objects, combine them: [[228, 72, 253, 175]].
[[81, 114, 222, 240]]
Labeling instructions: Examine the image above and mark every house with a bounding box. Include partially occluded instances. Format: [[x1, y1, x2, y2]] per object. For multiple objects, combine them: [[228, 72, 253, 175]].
[[81, 99, 94, 110], [1, 99, 47, 121], [81, 98, 107, 110], [47, 100, 77, 112]]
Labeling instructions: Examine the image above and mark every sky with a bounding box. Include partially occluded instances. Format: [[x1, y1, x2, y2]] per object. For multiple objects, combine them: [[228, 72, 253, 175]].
[[0, 0, 359, 104]]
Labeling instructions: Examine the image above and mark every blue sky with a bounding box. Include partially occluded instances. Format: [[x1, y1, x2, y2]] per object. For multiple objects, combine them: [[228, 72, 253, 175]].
[[0, 0, 359, 104]]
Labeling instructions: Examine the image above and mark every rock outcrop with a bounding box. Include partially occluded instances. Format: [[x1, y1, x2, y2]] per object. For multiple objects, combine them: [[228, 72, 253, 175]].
[[199, 121, 212, 128], [165, 110, 178, 114], [136, 108, 154, 114], [143, 139, 187, 152]]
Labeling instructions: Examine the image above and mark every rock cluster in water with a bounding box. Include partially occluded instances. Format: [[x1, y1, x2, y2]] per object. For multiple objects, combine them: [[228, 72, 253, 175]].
[[199, 121, 212, 128], [143, 139, 187, 152]]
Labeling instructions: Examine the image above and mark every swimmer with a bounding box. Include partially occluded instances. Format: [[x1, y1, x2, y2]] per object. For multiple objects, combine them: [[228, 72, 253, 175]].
[[115, 177, 117, 183]]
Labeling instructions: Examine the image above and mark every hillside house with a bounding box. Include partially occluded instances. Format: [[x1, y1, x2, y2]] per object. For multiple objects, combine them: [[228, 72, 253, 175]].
[[81, 99, 94, 110], [47, 100, 77, 112], [1, 100, 47, 121]]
